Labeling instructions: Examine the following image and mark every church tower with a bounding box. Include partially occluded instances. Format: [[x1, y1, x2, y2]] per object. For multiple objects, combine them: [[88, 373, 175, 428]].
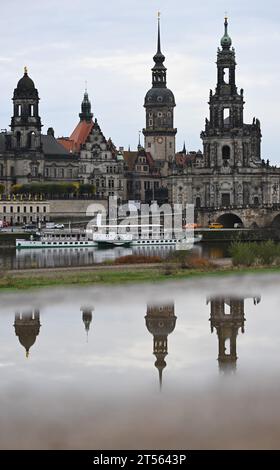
[[14, 310, 41, 358], [145, 303, 177, 388], [79, 89, 93, 123], [201, 17, 262, 174], [81, 306, 94, 341], [208, 297, 245, 372], [10, 67, 42, 150], [143, 14, 176, 171]]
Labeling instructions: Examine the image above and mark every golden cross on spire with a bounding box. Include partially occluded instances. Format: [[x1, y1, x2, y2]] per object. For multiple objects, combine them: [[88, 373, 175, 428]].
[[158, 11, 160, 19], [24, 66, 28, 74], [85, 80, 87, 92], [225, 10, 228, 20]]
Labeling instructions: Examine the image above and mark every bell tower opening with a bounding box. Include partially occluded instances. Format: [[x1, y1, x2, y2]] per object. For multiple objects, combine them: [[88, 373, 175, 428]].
[[223, 68, 229, 84]]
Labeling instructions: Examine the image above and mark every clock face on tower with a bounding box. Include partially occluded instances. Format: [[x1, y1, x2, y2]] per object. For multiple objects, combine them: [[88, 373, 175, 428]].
[[157, 137, 163, 144]]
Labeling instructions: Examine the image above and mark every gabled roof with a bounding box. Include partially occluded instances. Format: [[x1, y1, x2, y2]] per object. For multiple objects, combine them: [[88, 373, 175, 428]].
[[58, 120, 94, 153], [41, 134, 78, 160], [70, 120, 94, 151], [123, 151, 138, 171], [123, 149, 160, 174]]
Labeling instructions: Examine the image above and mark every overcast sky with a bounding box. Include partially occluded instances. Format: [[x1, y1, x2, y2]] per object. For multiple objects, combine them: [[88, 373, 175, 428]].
[[0, 0, 279, 162]]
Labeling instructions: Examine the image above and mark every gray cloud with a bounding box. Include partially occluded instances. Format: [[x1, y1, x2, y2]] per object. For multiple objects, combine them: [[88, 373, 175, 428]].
[[0, 0, 279, 162]]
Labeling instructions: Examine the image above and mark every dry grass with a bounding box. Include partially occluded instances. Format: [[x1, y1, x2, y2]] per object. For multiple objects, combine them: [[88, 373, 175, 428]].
[[114, 254, 162, 265]]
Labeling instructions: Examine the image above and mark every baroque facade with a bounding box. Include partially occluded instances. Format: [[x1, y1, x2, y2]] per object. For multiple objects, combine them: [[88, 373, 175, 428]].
[[1, 17, 280, 228], [167, 18, 280, 227], [0, 68, 79, 193]]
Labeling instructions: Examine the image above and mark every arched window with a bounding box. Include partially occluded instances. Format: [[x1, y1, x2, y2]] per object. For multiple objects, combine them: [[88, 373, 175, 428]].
[[195, 197, 201, 208], [254, 196, 259, 206], [28, 131, 36, 148], [222, 145, 231, 159], [0, 164, 4, 177], [16, 131, 21, 148], [223, 68, 229, 84], [29, 104, 35, 117]]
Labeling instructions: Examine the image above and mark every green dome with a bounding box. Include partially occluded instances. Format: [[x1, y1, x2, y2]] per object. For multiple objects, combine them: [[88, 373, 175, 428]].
[[220, 17, 232, 49]]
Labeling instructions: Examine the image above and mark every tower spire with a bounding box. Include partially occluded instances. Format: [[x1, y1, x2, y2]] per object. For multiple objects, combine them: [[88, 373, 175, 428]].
[[157, 11, 161, 54], [220, 14, 232, 49], [79, 88, 93, 122]]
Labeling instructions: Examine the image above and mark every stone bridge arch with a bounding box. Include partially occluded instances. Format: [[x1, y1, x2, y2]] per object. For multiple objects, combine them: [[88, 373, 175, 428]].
[[271, 213, 280, 228], [216, 213, 244, 228]]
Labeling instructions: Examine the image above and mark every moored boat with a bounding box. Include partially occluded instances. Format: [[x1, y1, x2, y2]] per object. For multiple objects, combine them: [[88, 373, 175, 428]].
[[16, 230, 97, 249]]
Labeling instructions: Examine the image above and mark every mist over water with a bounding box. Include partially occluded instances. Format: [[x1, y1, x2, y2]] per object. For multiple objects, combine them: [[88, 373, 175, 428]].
[[0, 274, 279, 449]]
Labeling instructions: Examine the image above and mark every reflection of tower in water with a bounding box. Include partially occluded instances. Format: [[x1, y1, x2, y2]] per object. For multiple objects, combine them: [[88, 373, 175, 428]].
[[81, 306, 94, 341], [14, 310, 41, 358], [208, 296, 261, 372], [145, 303, 177, 388]]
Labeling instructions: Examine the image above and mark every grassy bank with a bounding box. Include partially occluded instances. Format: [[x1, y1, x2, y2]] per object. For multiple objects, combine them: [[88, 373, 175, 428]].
[[1, 264, 280, 291]]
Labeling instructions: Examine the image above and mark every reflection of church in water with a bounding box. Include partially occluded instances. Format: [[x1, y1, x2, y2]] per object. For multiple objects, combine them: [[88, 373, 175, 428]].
[[14, 310, 41, 358], [145, 303, 177, 388], [81, 306, 94, 340], [207, 295, 261, 371], [13, 306, 95, 356]]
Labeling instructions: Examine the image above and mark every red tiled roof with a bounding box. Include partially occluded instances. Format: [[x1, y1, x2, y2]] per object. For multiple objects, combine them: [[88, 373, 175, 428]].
[[70, 120, 94, 151], [57, 137, 75, 153], [58, 120, 94, 153]]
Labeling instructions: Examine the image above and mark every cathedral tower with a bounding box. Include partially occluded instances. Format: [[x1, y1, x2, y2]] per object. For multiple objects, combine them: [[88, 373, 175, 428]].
[[145, 303, 177, 388], [208, 297, 245, 372], [79, 89, 93, 123], [14, 310, 41, 358], [201, 17, 262, 175], [143, 15, 176, 171], [10, 67, 42, 150]]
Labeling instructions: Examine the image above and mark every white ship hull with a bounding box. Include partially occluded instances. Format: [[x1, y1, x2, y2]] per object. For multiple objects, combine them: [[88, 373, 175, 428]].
[[16, 239, 97, 249]]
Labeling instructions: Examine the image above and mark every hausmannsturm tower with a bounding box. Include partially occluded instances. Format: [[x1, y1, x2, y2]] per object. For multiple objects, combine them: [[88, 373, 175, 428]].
[[143, 14, 177, 175]]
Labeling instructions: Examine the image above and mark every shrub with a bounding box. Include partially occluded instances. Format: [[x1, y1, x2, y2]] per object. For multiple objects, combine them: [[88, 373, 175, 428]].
[[185, 255, 212, 269], [165, 250, 190, 268], [257, 240, 279, 265], [229, 242, 257, 266], [229, 240, 280, 266], [114, 254, 162, 265]]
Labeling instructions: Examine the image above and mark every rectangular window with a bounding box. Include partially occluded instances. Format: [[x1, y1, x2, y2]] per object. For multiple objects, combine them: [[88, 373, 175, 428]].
[[221, 193, 230, 206], [223, 108, 230, 125], [224, 68, 229, 84]]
